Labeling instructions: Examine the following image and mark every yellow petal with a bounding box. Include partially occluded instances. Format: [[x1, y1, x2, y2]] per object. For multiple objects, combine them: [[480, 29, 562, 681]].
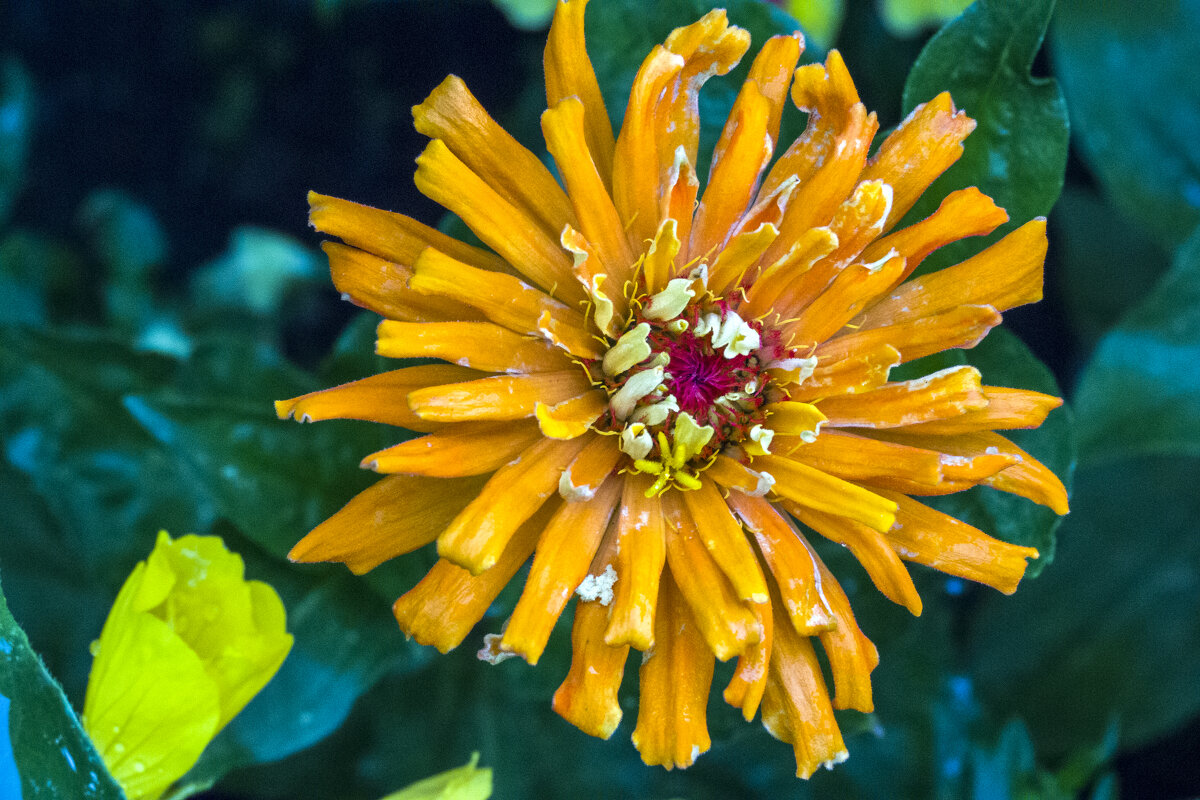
[[744, 33, 805, 150], [536, 391, 608, 441], [323, 242, 484, 323], [789, 342, 900, 402], [753, 454, 898, 533], [376, 320, 572, 374], [545, 0, 615, 188], [408, 370, 593, 423], [361, 421, 542, 477], [776, 428, 943, 488], [558, 432, 622, 499], [605, 473, 666, 650], [681, 479, 770, 603]]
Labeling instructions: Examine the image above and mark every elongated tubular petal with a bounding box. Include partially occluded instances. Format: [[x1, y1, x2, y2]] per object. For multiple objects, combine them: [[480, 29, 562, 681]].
[[543, 98, 636, 280], [761, 401, 827, 439], [562, 225, 626, 337], [642, 218, 681, 296], [414, 75, 575, 243], [787, 343, 900, 402], [859, 92, 977, 232], [811, 550, 878, 712], [323, 242, 484, 322], [437, 435, 589, 574], [706, 454, 777, 497], [612, 46, 685, 248], [859, 187, 1008, 285], [873, 430, 1068, 514], [632, 570, 715, 770], [723, 595, 772, 721], [689, 81, 773, 260], [725, 492, 835, 636], [552, 595, 629, 739], [289, 474, 489, 574], [706, 222, 778, 296], [785, 501, 922, 615], [275, 364, 482, 433], [415, 139, 583, 304], [815, 365, 987, 428], [818, 304, 1002, 366], [410, 248, 601, 359], [537, 391, 608, 441], [408, 370, 593, 423], [753, 454, 897, 533], [745, 33, 804, 150], [376, 320, 573, 373], [781, 254, 907, 349], [661, 493, 762, 661], [681, 480, 770, 603], [393, 502, 557, 653], [659, 149, 699, 264], [559, 434, 621, 502], [502, 476, 622, 664], [900, 386, 1064, 435], [877, 489, 1040, 593], [605, 473, 666, 650], [775, 428, 943, 487], [760, 601, 846, 779], [545, 0, 615, 188], [741, 226, 839, 320], [308, 191, 510, 274], [362, 420, 542, 476], [859, 218, 1047, 328]]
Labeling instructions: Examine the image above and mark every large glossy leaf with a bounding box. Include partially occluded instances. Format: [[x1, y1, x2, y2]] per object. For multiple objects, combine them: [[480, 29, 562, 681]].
[[0, 573, 126, 800], [1051, 0, 1200, 250], [900, 0, 1068, 274], [1072, 225, 1200, 465]]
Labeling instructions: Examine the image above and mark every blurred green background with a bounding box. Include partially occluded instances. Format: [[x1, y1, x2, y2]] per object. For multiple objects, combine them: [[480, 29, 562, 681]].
[[1, 0, 1199, 798]]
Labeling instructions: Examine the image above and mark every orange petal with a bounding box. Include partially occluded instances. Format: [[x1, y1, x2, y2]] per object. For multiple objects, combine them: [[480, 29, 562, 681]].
[[752, 454, 898, 533], [788, 343, 900, 402], [859, 92, 977, 232], [741, 226, 839, 322], [724, 492, 835, 636], [408, 370, 593, 423], [705, 453, 778, 497], [414, 139, 582, 304], [900, 386, 1064, 435], [859, 187, 1008, 284], [288, 473, 487, 574], [361, 420, 542, 477], [723, 595, 772, 721], [437, 436, 589, 573], [706, 222, 778, 297], [690, 80, 773, 260], [642, 217, 681, 295], [878, 489, 1040, 593], [274, 364, 482, 433], [605, 473, 666, 650], [392, 501, 557, 653], [632, 570, 715, 770], [410, 248, 601, 359], [760, 600, 847, 779], [545, 0, 616, 189], [776, 428, 943, 488], [661, 493, 762, 661], [859, 218, 1047, 328], [558, 433, 622, 500], [376, 320, 573, 373], [659, 150, 699, 263], [536, 391, 609, 441], [785, 500, 922, 615], [502, 476, 622, 664], [815, 365, 987, 428], [781, 254, 908, 348], [811, 549, 879, 712], [745, 33, 804, 151], [819, 304, 1002, 366], [308, 191, 509, 274], [681, 479, 770, 603], [543, 97, 636, 280], [414, 75, 575, 243], [552, 595, 629, 739], [323, 242, 484, 322]]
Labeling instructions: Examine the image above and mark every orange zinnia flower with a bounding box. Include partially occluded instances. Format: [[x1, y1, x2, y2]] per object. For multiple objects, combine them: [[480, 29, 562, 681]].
[[277, 0, 1068, 778]]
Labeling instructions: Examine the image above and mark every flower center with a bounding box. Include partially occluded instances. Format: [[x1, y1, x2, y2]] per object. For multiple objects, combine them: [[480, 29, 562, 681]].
[[591, 286, 797, 495]]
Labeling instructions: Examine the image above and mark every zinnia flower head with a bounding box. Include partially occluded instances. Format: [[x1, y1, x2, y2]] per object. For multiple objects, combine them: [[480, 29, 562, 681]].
[[277, 0, 1068, 777]]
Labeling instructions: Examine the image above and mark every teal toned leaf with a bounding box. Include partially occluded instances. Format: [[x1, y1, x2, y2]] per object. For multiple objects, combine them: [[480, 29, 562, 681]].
[[901, 0, 1068, 273], [189, 227, 321, 315], [1051, 0, 1200, 249], [0, 56, 34, 228], [491, 0, 555, 31], [0, 573, 126, 800], [1073, 224, 1200, 465]]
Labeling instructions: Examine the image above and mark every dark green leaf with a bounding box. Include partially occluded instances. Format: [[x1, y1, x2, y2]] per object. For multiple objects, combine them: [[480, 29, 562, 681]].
[[1073, 224, 1200, 465], [1051, 0, 1200, 249], [900, 0, 1068, 273], [0, 572, 126, 800], [0, 57, 34, 228]]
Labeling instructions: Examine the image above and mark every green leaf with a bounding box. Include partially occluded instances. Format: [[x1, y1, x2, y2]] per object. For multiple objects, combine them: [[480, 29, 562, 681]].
[[1073, 224, 1200, 465], [1051, 0, 1200, 249], [0, 572, 126, 800], [893, 328, 1076, 573], [879, 0, 973, 38], [900, 0, 1069, 274], [0, 56, 34, 228], [968, 454, 1200, 755]]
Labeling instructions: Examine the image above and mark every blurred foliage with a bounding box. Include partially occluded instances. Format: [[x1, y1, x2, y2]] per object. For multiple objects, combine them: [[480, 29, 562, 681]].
[[0, 0, 1198, 798]]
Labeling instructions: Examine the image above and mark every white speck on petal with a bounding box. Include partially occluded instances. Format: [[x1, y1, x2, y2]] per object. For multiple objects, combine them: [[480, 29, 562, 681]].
[[576, 564, 617, 606]]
